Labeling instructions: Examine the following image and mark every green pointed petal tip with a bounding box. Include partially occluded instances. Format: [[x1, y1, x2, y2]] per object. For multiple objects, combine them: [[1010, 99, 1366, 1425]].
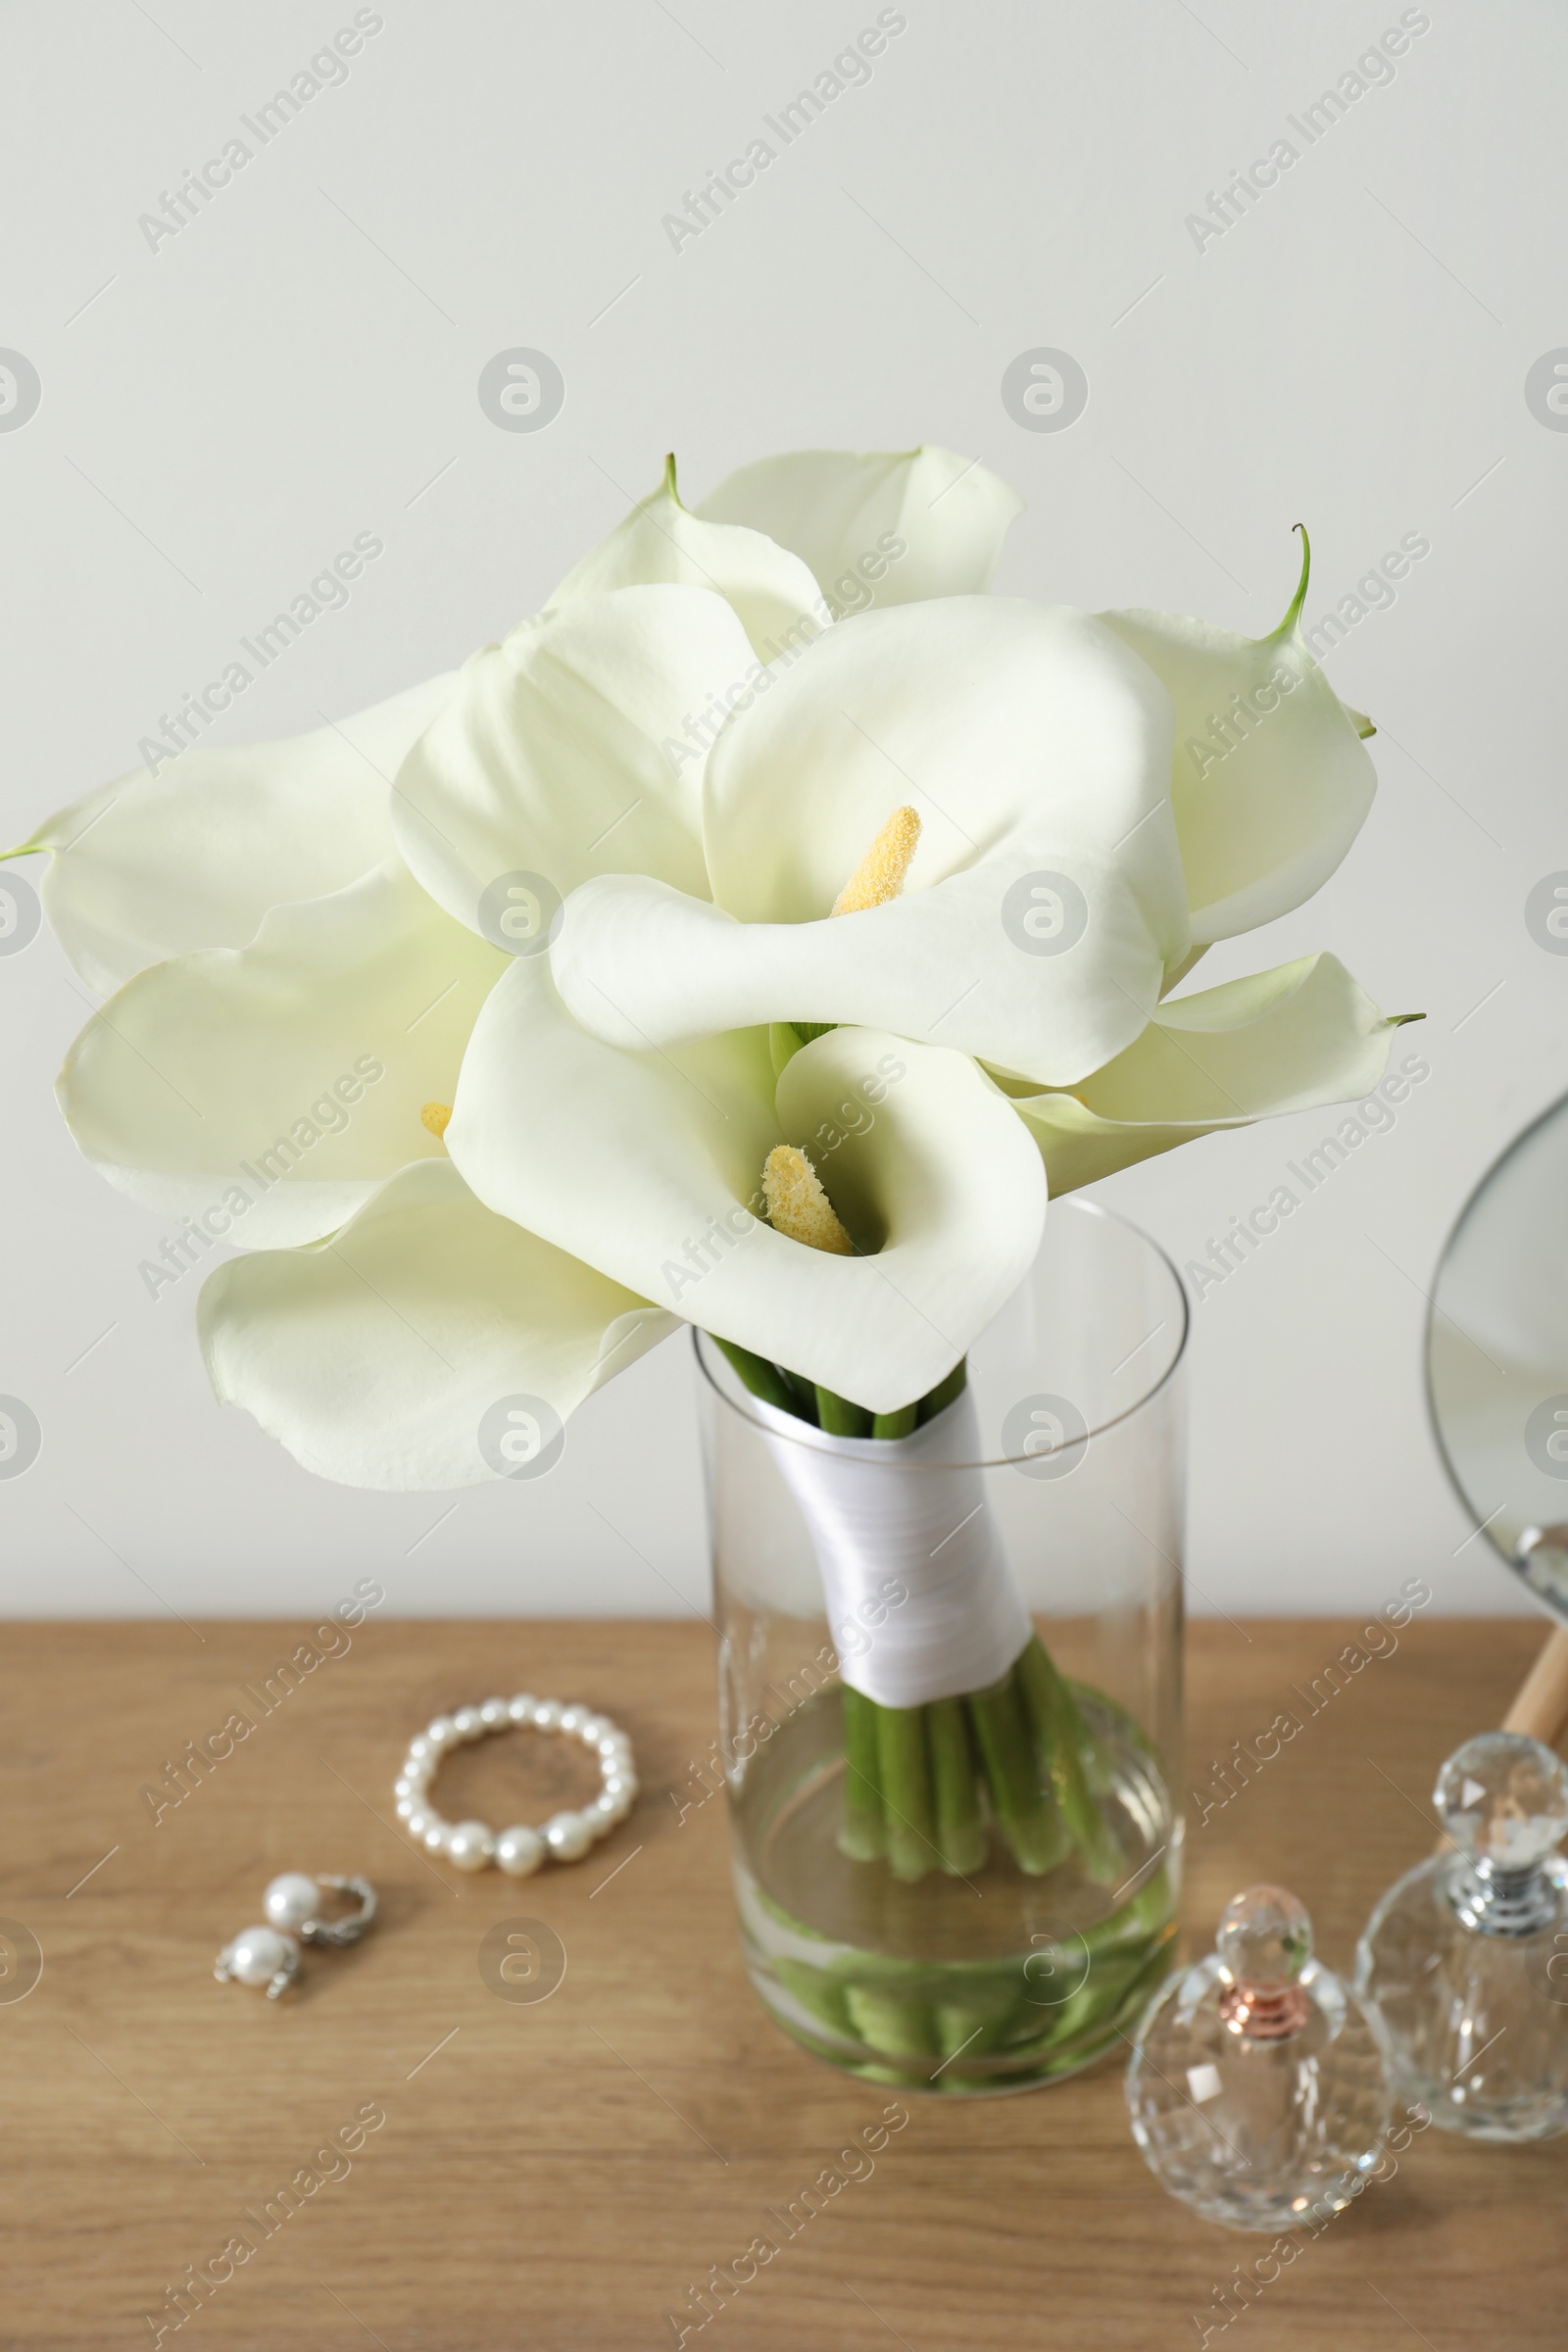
[[1269, 521, 1311, 640], [1390, 1011, 1426, 1027], [662, 450, 681, 503], [1267, 528, 1378, 739], [0, 842, 42, 862]]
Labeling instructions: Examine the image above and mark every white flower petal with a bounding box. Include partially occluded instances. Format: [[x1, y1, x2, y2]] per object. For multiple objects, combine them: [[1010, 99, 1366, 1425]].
[[1008, 952, 1400, 1192], [769, 1029, 1047, 1406], [19, 674, 454, 993], [704, 599, 1184, 946], [450, 957, 781, 1285], [390, 586, 758, 938], [551, 598, 1188, 1085], [551, 858, 1165, 1089], [1101, 539, 1376, 943], [446, 959, 1045, 1412], [696, 446, 1025, 612], [198, 1159, 672, 1490], [551, 457, 825, 659], [57, 862, 506, 1248]]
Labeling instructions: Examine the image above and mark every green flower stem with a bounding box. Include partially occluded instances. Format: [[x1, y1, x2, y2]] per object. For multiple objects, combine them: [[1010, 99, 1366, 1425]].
[[1077, 1864, 1172, 1953], [1015, 1637, 1123, 1884], [934, 1975, 1023, 2060], [964, 1668, 1069, 1876], [871, 1402, 918, 1439], [926, 1696, 987, 1876], [837, 1686, 886, 1862], [915, 1358, 967, 1424], [842, 1981, 937, 2058], [815, 1385, 872, 1437], [761, 1889, 1178, 2085], [779, 1368, 820, 1423], [875, 1701, 937, 1883], [712, 1338, 799, 1415], [709, 1332, 954, 1440]]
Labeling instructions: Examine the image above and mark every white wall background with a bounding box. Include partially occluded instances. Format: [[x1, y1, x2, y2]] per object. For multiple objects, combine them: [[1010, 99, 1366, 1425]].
[[0, 0, 1562, 1622]]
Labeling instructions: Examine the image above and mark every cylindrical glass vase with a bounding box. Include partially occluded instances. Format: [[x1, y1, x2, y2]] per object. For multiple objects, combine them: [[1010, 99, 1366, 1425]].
[[698, 1197, 1188, 2096]]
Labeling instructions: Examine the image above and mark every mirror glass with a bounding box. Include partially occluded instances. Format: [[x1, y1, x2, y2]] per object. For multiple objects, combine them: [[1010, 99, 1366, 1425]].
[[1428, 1090, 1568, 1618]]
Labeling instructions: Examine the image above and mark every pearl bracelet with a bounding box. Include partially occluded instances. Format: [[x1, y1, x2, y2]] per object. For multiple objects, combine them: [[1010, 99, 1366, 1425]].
[[394, 1694, 637, 1875]]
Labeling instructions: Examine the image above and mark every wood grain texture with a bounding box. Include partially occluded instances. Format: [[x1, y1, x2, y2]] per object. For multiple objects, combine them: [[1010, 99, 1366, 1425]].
[[0, 1615, 1561, 2350]]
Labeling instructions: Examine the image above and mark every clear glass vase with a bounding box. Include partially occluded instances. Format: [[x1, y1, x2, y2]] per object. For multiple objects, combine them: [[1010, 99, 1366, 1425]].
[[698, 1196, 1188, 2096]]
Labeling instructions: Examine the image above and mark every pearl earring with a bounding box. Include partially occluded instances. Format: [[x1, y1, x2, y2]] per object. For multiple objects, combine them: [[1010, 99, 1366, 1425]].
[[215, 1873, 377, 1998]]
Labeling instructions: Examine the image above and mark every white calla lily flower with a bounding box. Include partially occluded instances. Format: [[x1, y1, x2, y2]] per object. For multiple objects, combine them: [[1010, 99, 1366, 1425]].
[[1004, 952, 1405, 1194], [446, 957, 1046, 1413], [696, 445, 1025, 612], [199, 1158, 672, 1490], [21, 438, 1407, 1498], [550, 455, 825, 660], [14, 673, 455, 994], [550, 596, 1189, 1085], [57, 861, 505, 1249], [389, 584, 754, 941], [1102, 534, 1376, 943]]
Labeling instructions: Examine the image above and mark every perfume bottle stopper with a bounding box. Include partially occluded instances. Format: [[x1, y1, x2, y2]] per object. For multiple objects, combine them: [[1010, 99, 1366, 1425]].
[[1217, 1884, 1313, 2038], [1437, 1732, 1568, 1935]]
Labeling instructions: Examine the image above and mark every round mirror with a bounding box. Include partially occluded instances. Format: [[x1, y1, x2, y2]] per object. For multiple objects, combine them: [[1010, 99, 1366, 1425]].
[[1427, 1089, 1568, 1620]]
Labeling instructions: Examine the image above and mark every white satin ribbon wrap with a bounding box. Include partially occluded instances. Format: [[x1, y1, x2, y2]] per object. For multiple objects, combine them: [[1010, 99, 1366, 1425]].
[[751, 1388, 1031, 1707]]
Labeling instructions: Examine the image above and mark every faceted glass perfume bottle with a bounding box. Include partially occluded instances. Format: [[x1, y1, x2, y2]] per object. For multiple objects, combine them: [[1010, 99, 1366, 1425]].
[[1355, 1731, 1568, 2143], [1126, 1886, 1390, 2230]]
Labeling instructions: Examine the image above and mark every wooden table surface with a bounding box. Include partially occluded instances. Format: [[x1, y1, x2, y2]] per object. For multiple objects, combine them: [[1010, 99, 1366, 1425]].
[[1, 1614, 1560, 2350]]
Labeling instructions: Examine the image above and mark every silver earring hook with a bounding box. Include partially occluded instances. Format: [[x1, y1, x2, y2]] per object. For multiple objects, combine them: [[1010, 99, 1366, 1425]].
[[299, 1874, 378, 1948]]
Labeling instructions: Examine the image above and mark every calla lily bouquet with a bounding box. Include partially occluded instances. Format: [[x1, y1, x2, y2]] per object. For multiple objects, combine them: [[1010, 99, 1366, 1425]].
[[15, 443, 1401, 1891]]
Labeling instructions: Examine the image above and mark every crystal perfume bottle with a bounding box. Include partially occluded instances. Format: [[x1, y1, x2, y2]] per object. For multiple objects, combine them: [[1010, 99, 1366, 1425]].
[[1355, 1731, 1568, 2143], [1125, 1886, 1390, 2230]]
